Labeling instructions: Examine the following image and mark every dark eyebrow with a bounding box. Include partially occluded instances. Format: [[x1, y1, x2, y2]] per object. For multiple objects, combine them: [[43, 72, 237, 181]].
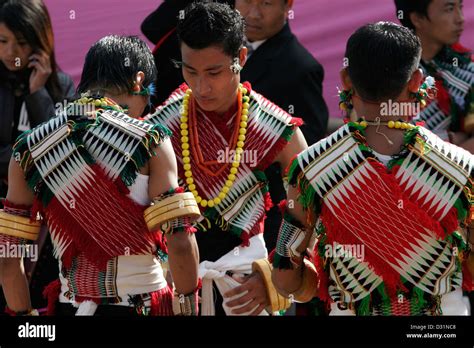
[[204, 65, 224, 71], [181, 62, 224, 71], [181, 61, 196, 70], [444, 0, 456, 7], [0, 33, 14, 39]]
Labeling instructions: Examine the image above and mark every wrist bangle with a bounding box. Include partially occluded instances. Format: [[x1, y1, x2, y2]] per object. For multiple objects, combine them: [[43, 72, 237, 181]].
[[276, 219, 306, 259], [160, 216, 195, 235], [145, 191, 200, 232], [172, 288, 199, 316], [252, 259, 291, 313], [274, 217, 307, 270]]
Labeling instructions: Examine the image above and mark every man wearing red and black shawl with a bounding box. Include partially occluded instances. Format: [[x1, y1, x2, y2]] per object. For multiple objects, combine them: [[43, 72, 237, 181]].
[[147, 2, 308, 316]]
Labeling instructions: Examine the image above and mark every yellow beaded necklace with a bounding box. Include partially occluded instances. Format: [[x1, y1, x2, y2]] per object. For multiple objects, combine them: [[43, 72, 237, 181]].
[[75, 95, 125, 114], [352, 117, 416, 146], [180, 84, 250, 208], [353, 118, 415, 130]]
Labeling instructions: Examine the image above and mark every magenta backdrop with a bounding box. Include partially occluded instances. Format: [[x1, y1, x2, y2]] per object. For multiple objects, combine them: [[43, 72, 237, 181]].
[[43, 0, 474, 117]]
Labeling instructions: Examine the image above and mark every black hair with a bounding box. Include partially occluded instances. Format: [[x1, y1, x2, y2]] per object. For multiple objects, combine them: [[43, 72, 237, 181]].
[[176, 1, 245, 58], [345, 21, 421, 102], [0, 0, 62, 101], [77, 35, 157, 95], [394, 0, 433, 30]]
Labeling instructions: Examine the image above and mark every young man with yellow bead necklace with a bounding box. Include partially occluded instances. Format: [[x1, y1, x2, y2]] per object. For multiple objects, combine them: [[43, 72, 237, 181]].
[[147, 2, 307, 316]]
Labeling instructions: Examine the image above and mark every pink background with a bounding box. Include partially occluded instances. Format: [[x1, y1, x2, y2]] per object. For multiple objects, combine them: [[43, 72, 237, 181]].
[[43, 0, 474, 117]]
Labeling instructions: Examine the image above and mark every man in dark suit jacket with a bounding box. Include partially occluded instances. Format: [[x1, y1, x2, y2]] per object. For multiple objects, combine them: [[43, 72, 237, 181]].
[[236, 0, 329, 253]]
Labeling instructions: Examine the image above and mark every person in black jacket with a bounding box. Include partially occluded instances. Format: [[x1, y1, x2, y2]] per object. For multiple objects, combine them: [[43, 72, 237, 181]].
[[237, 0, 328, 144], [141, 0, 234, 106], [235, 0, 329, 256], [0, 0, 75, 313]]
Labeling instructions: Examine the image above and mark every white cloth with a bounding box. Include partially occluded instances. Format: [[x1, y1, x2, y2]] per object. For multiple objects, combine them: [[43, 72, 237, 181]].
[[114, 254, 168, 299], [198, 233, 268, 316], [371, 150, 392, 166], [75, 300, 98, 316], [127, 173, 150, 206], [440, 288, 470, 315]]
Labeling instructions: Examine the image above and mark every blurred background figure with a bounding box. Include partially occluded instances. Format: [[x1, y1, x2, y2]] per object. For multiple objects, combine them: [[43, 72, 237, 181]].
[[237, 0, 328, 144], [0, 0, 74, 313], [395, 0, 473, 152]]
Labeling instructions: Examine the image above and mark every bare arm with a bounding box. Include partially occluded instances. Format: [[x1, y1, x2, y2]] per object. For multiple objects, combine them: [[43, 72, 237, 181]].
[[149, 138, 199, 295], [0, 157, 34, 313], [274, 128, 308, 171], [271, 184, 316, 297], [271, 127, 314, 295], [458, 137, 474, 153], [5, 157, 34, 205]]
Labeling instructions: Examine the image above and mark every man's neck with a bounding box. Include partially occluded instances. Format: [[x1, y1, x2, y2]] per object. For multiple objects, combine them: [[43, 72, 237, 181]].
[[364, 125, 406, 156], [356, 107, 407, 156], [212, 89, 239, 117], [417, 32, 444, 62]]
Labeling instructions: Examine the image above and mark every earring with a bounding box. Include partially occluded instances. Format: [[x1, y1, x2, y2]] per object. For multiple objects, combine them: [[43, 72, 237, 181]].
[[411, 76, 436, 109], [230, 58, 243, 74], [338, 87, 353, 112], [171, 59, 182, 69], [130, 83, 155, 97]]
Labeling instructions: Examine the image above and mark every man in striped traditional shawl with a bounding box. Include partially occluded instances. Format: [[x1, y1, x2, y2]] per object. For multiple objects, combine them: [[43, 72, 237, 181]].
[[273, 22, 474, 316], [0, 35, 201, 316], [146, 2, 308, 315], [395, 0, 474, 152]]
